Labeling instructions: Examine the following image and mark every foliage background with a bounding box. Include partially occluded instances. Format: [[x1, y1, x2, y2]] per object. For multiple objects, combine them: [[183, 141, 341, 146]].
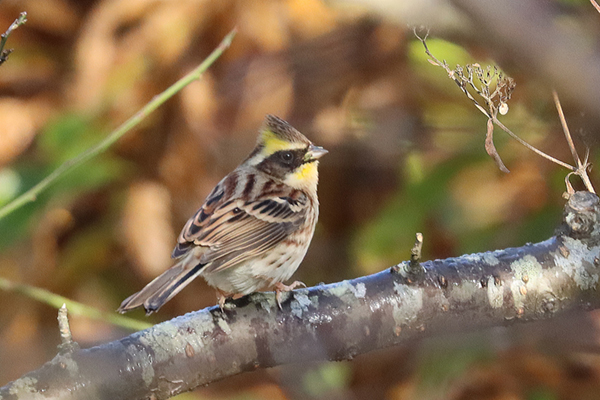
[[1, 0, 599, 399]]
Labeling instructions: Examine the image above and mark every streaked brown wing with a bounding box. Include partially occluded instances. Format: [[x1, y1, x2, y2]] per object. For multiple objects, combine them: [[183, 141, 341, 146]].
[[171, 181, 226, 258], [173, 181, 309, 273]]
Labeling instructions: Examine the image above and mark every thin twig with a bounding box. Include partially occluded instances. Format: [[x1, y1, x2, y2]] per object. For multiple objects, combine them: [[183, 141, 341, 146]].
[[415, 29, 577, 173], [410, 233, 423, 264], [58, 304, 74, 346], [553, 91, 581, 168], [0, 12, 27, 66], [56, 303, 80, 354], [552, 91, 595, 193], [492, 116, 575, 171], [0, 28, 237, 220]]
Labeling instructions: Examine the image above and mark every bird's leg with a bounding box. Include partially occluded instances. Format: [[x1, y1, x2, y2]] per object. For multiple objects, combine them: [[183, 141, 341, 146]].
[[215, 289, 230, 311], [274, 281, 306, 309]]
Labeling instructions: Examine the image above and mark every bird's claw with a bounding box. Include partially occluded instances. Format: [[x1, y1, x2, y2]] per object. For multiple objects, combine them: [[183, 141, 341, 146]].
[[275, 281, 306, 309]]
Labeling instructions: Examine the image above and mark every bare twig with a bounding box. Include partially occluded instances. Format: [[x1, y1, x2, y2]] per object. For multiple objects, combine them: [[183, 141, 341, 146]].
[[552, 91, 595, 193], [57, 304, 74, 346], [491, 116, 574, 170], [409, 232, 425, 275], [57, 304, 80, 354], [415, 29, 578, 175], [0, 12, 27, 66], [410, 232, 424, 263]]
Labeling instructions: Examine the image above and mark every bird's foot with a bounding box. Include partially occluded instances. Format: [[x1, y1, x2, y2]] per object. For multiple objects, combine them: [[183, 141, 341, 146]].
[[216, 289, 232, 311], [275, 281, 306, 309]]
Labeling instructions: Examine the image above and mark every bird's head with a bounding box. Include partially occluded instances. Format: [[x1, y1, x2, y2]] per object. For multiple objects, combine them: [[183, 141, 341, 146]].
[[245, 115, 327, 192]]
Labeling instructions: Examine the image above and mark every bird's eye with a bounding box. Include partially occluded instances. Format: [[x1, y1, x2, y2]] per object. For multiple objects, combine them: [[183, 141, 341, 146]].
[[279, 151, 294, 163]]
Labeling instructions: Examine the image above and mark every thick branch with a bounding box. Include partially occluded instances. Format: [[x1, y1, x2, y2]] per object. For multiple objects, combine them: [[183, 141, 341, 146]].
[[3, 192, 600, 400]]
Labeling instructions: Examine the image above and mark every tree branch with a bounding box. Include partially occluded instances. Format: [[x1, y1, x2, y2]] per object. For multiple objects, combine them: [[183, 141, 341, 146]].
[[2, 191, 600, 400]]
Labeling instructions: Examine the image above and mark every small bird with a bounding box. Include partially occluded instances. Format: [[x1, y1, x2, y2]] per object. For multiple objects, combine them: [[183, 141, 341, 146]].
[[118, 115, 327, 314]]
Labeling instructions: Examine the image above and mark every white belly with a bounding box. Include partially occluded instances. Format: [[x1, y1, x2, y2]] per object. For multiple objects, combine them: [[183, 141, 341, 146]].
[[201, 243, 309, 295]]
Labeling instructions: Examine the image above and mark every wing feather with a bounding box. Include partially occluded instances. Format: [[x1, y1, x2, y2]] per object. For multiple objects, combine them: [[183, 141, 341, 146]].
[[172, 176, 309, 273]]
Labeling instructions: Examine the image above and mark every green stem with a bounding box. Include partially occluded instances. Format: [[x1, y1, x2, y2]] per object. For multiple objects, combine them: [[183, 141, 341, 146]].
[[0, 28, 237, 220], [0, 277, 152, 331]]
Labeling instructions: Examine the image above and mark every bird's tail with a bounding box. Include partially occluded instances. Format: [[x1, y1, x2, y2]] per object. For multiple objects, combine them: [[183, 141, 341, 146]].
[[117, 260, 204, 315]]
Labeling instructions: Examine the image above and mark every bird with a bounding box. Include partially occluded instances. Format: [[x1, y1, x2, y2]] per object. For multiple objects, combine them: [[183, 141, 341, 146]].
[[118, 115, 327, 314]]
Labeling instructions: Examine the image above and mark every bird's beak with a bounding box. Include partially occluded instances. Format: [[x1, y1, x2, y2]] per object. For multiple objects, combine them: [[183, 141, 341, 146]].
[[306, 144, 328, 161]]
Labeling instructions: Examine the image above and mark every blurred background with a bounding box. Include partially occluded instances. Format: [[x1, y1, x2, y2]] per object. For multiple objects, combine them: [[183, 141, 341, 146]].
[[2, 0, 600, 398]]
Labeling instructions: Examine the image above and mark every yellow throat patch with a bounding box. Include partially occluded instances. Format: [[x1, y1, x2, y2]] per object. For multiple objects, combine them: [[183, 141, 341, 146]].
[[285, 161, 319, 190]]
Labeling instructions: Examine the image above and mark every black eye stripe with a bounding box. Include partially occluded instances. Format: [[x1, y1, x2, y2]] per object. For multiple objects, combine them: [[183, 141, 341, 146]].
[[272, 149, 305, 166], [256, 148, 308, 179]]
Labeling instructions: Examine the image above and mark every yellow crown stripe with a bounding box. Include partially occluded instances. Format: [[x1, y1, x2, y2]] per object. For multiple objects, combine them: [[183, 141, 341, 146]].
[[261, 130, 307, 155]]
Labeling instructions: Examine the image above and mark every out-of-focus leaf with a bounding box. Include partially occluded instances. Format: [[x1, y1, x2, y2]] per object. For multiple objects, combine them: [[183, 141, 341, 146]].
[[415, 334, 494, 399], [0, 166, 52, 250], [39, 114, 100, 163], [527, 387, 558, 400], [36, 113, 130, 193], [0, 113, 129, 249], [303, 363, 352, 398], [0, 169, 21, 205]]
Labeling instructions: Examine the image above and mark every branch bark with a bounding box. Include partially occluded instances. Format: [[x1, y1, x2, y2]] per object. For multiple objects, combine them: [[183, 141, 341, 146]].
[[2, 191, 600, 400]]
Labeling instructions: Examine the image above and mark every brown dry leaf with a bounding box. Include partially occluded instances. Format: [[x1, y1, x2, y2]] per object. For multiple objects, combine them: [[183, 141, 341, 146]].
[[358, 77, 399, 110], [70, 0, 222, 111], [235, 57, 294, 129], [31, 208, 74, 280], [0, 40, 59, 90], [0, 99, 38, 166], [0, 310, 44, 382], [180, 73, 219, 137], [19, 0, 79, 35], [387, 380, 417, 400], [70, 0, 160, 110], [105, 55, 152, 121], [70, 3, 121, 110], [313, 106, 348, 144], [286, 0, 338, 39], [2, 310, 38, 349], [122, 181, 175, 279], [485, 118, 510, 173], [445, 363, 519, 400], [250, 383, 289, 400], [235, 0, 290, 52], [516, 352, 562, 389], [158, 126, 217, 214], [71, 280, 119, 341], [141, 0, 212, 65]]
